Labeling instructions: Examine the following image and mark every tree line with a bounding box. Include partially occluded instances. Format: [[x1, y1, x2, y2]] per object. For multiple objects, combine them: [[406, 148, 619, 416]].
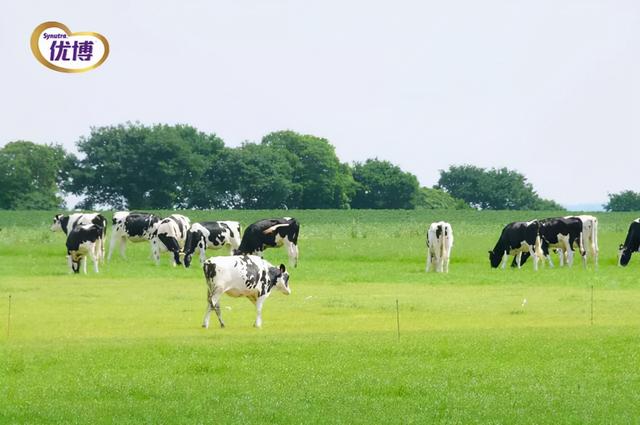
[[1, 122, 632, 211]]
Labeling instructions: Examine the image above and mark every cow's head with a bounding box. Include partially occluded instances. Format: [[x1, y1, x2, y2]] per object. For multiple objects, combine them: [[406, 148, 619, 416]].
[[488, 250, 502, 268], [619, 244, 632, 266], [51, 214, 65, 232], [183, 230, 203, 268], [269, 264, 290, 295]]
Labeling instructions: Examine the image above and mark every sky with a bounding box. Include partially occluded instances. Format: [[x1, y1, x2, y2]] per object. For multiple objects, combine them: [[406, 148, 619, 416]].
[[1, 0, 638, 208]]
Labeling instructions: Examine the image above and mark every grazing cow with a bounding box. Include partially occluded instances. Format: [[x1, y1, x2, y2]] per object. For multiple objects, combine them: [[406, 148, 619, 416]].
[[108, 212, 161, 260], [150, 214, 191, 266], [515, 217, 586, 268], [619, 219, 640, 267], [66, 224, 104, 274], [183, 221, 242, 268], [234, 217, 300, 267], [202, 255, 290, 328], [52, 213, 107, 261], [565, 215, 599, 266], [489, 221, 543, 270], [425, 221, 454, 273]]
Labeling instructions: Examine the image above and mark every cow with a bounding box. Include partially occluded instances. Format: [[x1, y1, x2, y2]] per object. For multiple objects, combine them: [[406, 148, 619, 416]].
[[234, 217, 300, 267], [201, 255, 290, 328], [425, 221, 454, 273], [150, 214, 191, 266], [52, 213, 107, 261], [619, 219, 640, 267], [66, 224, 104, 274], [513, 217, 586, 268], [183, 221, 242, 268], [108, 212, 161, 260], [488, 221, 543, 270], [565, 215, 599, 266]]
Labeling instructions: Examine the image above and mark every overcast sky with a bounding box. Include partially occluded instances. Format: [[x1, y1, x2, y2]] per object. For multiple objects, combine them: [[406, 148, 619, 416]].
[[1, 1, 638, 207]]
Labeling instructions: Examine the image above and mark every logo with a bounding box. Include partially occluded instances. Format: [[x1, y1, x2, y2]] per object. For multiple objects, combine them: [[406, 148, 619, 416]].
[[30, 21, 109, 73]]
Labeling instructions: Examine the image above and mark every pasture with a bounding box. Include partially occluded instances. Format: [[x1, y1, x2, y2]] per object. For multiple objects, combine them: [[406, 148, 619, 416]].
[[1, 209, 639, 424]]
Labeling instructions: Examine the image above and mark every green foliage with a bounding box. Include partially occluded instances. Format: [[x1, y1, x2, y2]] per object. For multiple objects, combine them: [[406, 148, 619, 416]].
[[262, 131, 356, 209], [604, 190, 640, 211], [437, 165, 565, 210], [351, 159, 420, 209], [66, 123, 225, 209], [0, 141, 67, 209], [415, 187, 470, 209]]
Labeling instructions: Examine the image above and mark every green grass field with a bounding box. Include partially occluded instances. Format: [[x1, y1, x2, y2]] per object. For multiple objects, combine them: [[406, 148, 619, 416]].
[[1, 210, 639, 424]]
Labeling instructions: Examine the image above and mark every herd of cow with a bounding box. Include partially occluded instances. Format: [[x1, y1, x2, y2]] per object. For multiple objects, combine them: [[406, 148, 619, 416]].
[[426, 215, 640, 273], [51, 212, 300, 327], [50, 211, 640, 327]]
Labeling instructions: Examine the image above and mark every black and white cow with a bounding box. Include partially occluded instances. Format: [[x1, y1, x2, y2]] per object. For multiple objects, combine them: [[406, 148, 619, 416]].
[[183, 221, 242, 268], [52, 213, 107, 261], [489, 221, 543, 270], [150, 214, 191, 266], [513, 217, 586, 268], [66, 224, 104, 274], [202, 255, 290, 328], [426, 221, 454, 273], [619, 219, 640, 267], [234, 217, 300, 267], [108, 212, 161, 260]]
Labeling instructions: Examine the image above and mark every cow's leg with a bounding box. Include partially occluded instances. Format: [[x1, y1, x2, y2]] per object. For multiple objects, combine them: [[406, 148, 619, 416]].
[[91, 244, 99, 273], [444, 253, 450, 273], [254, 295, 268, 328], [500, 253, 508, 269], [199, 245, 207, 266], [67, 255, 73, 274], [530, 248, 539, 271], [82, 256, 88, 274], [425, 251, 431, 272], [203, 287, 225, 329], [108, 233, 117, 261], [151, 239, 160, 265], [546, 252, 555, 268], [515, 252, 522, 269]]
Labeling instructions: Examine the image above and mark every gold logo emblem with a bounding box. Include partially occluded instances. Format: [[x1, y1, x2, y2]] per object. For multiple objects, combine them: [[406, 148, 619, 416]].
[[30, 21, 109, 73]]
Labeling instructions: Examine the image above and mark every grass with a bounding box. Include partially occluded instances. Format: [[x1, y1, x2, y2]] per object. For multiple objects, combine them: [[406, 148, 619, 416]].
[[1, 209, 639, 424]]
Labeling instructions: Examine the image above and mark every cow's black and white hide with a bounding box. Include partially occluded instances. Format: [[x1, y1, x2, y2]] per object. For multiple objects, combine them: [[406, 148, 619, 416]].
[[183, 221, 242, 268], [565, 215, 599, 266], [202, 255, 290, 328], [619, 219, 640, 267], [514, 217, 586, 268], [234, 217, 300, 267], [52, 213, 107, 262], [150, 214, 191, 266], [108, 212, 161, 260], [488, 221, 543, 270], [426, 221, 454, 273], [66, 224, 104, 274]]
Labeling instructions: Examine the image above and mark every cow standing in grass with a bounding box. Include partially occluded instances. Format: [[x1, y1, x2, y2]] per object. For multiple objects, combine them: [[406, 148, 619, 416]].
[[202, 255, 290, 328], [565, 215, 599, 266], [514, 217, 586, 268], [426, 221, 454, 273], [183, 221, 242, 268], [151, 214, 191, 266], [619, 219, 640, 266], [234, 218, 300, 267], [489, 221, 543, 270], [66, 224, 104, 274], [52, 213, 107, 261], [108, 212, 161, 260]]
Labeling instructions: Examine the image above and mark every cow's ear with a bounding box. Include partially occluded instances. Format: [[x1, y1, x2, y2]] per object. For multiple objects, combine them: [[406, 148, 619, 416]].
[[279, 264, 286, 273]]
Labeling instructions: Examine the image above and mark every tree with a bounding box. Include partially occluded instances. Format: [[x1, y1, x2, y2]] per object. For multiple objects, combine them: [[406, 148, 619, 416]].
[[604, 190, 640, 211], [0, 141, 67, 209], [66, 123, 225, 209], [351, 159, 420, 209], [437, 165, 564, 210], [415, 187, 469, 209], [261, 131, 355, 209]]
